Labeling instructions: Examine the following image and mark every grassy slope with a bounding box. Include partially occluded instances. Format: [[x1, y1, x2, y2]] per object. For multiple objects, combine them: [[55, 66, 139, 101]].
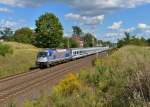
[[0, 42, 38, 78], [22, 45, 150, 107]]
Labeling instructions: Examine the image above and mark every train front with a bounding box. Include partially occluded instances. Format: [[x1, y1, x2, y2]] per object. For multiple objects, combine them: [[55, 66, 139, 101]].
[[36, 49, 53, 68]]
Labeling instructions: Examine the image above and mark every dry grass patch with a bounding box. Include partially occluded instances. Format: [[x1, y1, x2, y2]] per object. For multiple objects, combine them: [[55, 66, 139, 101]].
[[0, 42, 39, 78]]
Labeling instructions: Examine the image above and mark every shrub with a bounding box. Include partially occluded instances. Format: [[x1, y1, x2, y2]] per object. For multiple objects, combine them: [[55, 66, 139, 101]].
[[12, 27, 36, 45], [0, 43, 13, 56], [52, 73, 81, 96], [92, 58, 103, 67], [23, 101, 34, 107]]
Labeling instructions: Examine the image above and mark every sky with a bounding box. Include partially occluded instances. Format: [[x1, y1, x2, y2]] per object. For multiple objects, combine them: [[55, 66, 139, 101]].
[[0, 0, 150, 42]]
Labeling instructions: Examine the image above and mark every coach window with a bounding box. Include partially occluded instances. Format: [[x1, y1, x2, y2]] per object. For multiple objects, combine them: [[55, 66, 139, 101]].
[[54, 55, 56, 59]]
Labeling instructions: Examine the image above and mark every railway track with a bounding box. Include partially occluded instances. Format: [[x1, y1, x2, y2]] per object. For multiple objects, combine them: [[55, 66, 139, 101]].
[[0, 54, 96, 107], [0, 57, 85, 91]]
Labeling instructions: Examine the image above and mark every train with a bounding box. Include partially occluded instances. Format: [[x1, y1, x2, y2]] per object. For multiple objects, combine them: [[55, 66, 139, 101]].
[[35, 47, 109, 68]]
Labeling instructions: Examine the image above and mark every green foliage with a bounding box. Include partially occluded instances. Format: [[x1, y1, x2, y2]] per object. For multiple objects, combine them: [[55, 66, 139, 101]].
[[102, 41, 116, 47], [12, 27, 35, 44], [69, 38, 78, 48], [0, 43, 13, 56], [92, 58, 103, 69], [117, 32, 147, 48], [72, 26, 82, 36], [63, 37, 78, 48], [0, 27, 13, 40], [23, 101, 34, 107], [82, 33, 97, 47], [35, 12, 63, 48], [146, 38, 150, 46]]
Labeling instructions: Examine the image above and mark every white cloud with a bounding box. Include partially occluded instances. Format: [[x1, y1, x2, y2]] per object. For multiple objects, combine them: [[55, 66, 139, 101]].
[[0, 0, 44, 7], [125, 27, 135, 32], [137, 23, 150, 35], [1, 0, 150, 41], [0, 19, 25, 29], [108, 21, 123, 30], [0, 7, 10, 13], [1, 0, 150, 30], [105, 22, 150, 42], [0, 0, 150, 16], [64, 0, 150, 16], [0, 19, 17, 28], [138, 23, 150, 29], [108, 21, 136, 33], [65, 13, 104, 26], [65, 13, 81, 20], [104, 21, 137, 42], [105, 32, 121, 37]]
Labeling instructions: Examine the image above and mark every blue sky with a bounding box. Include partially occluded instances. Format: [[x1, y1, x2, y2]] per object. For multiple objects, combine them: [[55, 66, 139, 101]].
[[0, 0, 150, 42]]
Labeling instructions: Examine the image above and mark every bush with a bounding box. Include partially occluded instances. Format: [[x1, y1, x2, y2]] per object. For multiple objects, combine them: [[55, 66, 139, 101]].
[[12, 27, 35, 44], [52, 73, 81, 96], [0, 43, 13, 56]]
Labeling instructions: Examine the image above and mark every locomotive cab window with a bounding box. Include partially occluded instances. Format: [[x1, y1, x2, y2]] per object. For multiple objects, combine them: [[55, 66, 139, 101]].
[[74, 51, 76, 55], [37, 52, 48, 57]]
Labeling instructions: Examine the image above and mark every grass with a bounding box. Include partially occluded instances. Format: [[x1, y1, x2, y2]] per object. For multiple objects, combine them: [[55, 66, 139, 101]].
[[21, 45, 150, 107], [0, 42, 39, 78]]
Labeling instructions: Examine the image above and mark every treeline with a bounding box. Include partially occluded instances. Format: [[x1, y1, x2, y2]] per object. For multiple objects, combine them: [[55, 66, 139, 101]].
[[117, 32, 150, 48], [0, 12, 111, 49], [63, 26, 114, 48]]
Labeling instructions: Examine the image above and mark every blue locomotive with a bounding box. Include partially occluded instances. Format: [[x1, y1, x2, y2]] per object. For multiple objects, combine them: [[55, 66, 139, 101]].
[[36, 47, 109, 68]]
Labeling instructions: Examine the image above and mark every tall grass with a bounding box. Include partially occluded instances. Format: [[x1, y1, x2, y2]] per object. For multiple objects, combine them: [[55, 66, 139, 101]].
[[99, 45, 150, 106]]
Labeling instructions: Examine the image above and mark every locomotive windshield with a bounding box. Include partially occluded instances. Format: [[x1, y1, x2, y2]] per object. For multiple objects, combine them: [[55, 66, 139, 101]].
[[37, 52, 48, 57]]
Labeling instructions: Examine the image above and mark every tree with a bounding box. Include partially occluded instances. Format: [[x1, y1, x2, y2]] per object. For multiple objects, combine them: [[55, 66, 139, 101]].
[[147, 38, 150, 46], [35, 12, 63, 48], [0, 27, 13, 40], [117, 32, 132, 48], [124, 32, 130, 43], [72, 26, 82, 37], [102, 41, 115, 47], [117, 32, 147, 48], [63, 37, 78, 48], [82, 33, 97, 47], [13, 27, 35, 44]]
